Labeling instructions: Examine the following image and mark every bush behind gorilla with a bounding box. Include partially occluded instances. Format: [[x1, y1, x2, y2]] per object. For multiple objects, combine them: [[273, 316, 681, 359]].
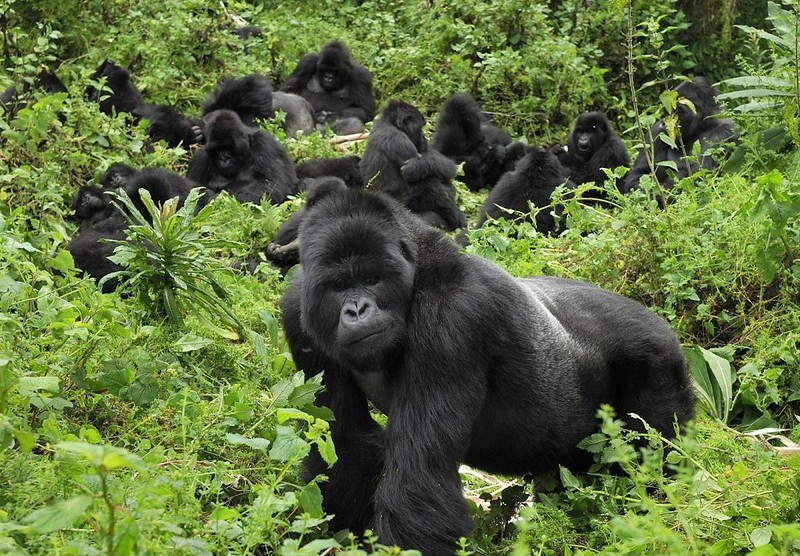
[[282, 189, 695, 555]]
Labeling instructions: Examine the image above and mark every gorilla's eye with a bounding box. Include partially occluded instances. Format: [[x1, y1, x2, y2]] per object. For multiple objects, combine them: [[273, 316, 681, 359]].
[[363, 276, 380, 286]]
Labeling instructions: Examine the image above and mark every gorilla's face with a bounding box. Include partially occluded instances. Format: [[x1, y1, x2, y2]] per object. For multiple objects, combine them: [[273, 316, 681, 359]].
[[203, 110, 253, 178], [299, 193, 415, 366], [317, 46, 351, 92], [73, 186, 109, 220], [572, 113, 611, 159]]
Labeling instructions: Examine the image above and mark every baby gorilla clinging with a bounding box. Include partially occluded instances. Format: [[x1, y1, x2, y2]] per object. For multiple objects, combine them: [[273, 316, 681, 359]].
[[282, 189, 696, 555]]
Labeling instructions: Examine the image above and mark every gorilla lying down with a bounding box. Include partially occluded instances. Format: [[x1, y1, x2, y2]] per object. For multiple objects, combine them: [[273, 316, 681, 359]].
[[282, 189, 695, 555]]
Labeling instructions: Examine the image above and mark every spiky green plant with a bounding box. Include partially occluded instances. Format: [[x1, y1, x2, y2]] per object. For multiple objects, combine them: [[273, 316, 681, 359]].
[[105, 188, 245, 339]]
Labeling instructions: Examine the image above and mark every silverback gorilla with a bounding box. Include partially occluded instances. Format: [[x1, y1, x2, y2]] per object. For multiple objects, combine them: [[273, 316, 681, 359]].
[[280, 40, 376, 135], [282, 189, 696, 555]]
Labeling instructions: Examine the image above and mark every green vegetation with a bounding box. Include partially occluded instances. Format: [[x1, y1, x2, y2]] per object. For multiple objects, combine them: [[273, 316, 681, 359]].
[[0, 0, 799, 554]]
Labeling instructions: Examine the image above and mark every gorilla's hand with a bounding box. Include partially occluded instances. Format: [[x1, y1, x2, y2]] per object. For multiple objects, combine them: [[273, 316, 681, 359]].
[[400, 155, 429, 183]]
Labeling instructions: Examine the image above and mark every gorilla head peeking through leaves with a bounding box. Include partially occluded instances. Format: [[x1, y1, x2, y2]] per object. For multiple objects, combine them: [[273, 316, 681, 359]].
[[282, 188, 696, 555]]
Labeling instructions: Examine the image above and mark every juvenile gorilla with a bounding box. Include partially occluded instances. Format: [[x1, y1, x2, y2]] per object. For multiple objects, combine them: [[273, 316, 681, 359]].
[[431, 93, 526, 191], [280, 41, 376, 135], [86, 60, 200, 148], [556, 111, 630, 196], [187, 109, 298, 205], [478, 147, 574, 235], [86, 60, 144, 115], [282, 189, 695, 555], [622, 77, 737, 195], [360, 100, 466, 231]]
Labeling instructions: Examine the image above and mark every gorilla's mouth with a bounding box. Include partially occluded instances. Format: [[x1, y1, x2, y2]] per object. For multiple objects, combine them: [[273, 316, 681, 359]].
[[577, 143, 592, 154], [347, 327, 388, 346]]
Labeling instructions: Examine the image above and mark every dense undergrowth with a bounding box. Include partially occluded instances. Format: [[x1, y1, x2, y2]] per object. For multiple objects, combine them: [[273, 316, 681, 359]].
[[0, 0, 799, 554]]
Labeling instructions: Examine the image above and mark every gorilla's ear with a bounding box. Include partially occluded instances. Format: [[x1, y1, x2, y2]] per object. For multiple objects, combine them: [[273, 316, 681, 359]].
[[400, 238, 416, 265]]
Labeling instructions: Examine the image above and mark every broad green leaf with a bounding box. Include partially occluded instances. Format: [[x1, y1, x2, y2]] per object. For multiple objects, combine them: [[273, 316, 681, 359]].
[[277, 407, 312, 424], [271, 379, 294, 407], [315, 435, 338, 467], [17, 376, 59, 393], [22, 495, 93, 535], [287, 383, 323, 408], [559, 466, 581, 490], [576, 433, 607, 454], [102, 448, 143, 470], [298, 482, 324, 518], [174, 333, 213, 352], [700, 347, 735, 423], [686, 347, 718, 418], [269, 425, 310, 462], [226, 433, 271, 452], [750, 527, 772, 548]]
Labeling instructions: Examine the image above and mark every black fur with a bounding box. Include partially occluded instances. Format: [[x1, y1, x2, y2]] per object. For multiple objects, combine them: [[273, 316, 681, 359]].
[[431, 93, 523, 191], [296, 155, 364, 189], [0, 69, 67, 117], [133, 104, 202, 148], [282, 189, 695, 555], [86, 60, 144, 115], [558, 111, 630, 197], [622, 77, 738, 195], [101, 164, 138, 189], [280, 41, 376, 135], [68, 167, 197, 292], [232, 25, 262, 40], [187, 109, 297, 205], [72, 186, 124, 233], [265, 176, 349, 271], [360, 100, 466, 231], [122, 167, 195, 217], [202, 74, 273, 127], [67, 228, 126, 293], [478, 147, 574, 235]]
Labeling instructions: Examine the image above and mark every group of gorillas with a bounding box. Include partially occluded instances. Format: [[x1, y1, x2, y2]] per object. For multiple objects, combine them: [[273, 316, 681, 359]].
[[27, 36, 730, 555]]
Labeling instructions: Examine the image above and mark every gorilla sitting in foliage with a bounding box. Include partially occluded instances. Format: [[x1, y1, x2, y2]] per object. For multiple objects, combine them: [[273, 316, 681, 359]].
[[86, 60, 200, 148], [187, 109, 298, 205], [478, 147, 574, 235], [86, 60, 144, 116], [622, 77, 737, 196], [431, 93, 526, 191], [280, 41, 376, 135], [69, 167, 197, 292], [555, 111, 630, 198], [360, 100, 466, 231], [282, 188, 696, 555]]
